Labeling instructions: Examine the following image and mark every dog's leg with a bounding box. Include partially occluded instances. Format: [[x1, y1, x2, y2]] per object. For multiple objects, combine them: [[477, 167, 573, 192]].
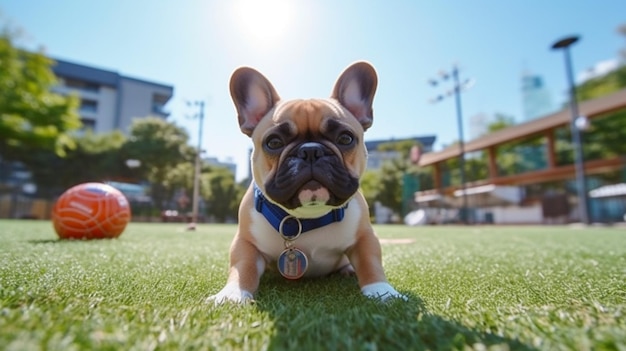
[[347, 227, 406, 301], [207, 236, 266, 304]]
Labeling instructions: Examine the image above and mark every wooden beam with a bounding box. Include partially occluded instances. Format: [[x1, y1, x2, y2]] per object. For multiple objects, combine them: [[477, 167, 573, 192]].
[[488, 146, 498, 179], [419, 89, 626, 167], [415, 157, 626, 196], [433, 163, 441, 190]]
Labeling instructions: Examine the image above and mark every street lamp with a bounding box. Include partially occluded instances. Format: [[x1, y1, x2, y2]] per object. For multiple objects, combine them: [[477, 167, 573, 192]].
[[186, 100, 205, 231], [428, 65, 474, 224], [551, 35, 590, 224], [125, 159, 141, 170]]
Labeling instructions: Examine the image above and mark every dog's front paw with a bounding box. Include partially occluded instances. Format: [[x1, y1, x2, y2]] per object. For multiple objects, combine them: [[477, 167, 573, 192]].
[[206, 282, 254, 304], [361, 282, 407, 302]]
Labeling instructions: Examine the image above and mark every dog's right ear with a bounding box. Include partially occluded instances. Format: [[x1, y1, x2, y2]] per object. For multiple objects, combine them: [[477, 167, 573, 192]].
[[230, 67, 280, 136]]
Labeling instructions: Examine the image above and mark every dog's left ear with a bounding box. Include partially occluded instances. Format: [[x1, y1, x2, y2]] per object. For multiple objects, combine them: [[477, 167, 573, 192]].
[[331, 61, 378, 131], [230, 67, 281, 136]]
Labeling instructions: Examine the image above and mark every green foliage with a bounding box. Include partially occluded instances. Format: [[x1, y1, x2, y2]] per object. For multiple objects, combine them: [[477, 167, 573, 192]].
[[464, 155, 489, 183], [576, 65, 626, 102], [366, 140, 425, 217], [359, 170, 381, 217], [573, 57, 626, 165], [124, 117, 192, 177], [482, 113, 546, 178], [487, 113, 516, 133], [375, 159, 407, 216], [202, 167, 243, 222], [26, 130, 129, 195], [0, 31, 81, 160], [124, 117, 193, 210], [1, 221, 624, 350], [163, 161, 195, 201], [583, 110, 626, 160]]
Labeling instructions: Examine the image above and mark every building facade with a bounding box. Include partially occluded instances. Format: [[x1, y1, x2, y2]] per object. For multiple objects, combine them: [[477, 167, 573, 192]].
[[365, 136, 436, 170], [415, 89, 626, 224], [51, 58, 174, 134], [205, 157, 237, 178], [0, 58, 175, 219]]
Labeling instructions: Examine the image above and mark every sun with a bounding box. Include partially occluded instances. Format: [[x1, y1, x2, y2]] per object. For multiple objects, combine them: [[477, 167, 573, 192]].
[[233, 0, 294, 43]]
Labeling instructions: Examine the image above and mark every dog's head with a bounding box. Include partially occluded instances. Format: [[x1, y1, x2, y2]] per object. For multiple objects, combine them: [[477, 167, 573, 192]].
[[230, 62, 377, 218]]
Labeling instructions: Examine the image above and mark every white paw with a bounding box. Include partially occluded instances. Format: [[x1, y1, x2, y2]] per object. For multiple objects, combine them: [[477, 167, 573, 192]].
[[361, 282, 407, 302], [206, 282, 254, 304]]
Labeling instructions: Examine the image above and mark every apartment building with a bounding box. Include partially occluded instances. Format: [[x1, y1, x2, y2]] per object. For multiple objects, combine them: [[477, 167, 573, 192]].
[[0, 58, 174, 219], [51, 58, 174, 133]]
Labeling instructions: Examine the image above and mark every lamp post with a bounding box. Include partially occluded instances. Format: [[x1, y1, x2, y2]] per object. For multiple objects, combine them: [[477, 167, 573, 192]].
[[125, 159, 142, 218], [428, 65, 474, 224], [125, 159, 141, 172], [186, 100, 205, 231], [551, 35, 589, 225]]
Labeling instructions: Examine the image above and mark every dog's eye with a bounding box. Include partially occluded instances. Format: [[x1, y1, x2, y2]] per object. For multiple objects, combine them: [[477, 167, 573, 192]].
[[337, 132, 354, 146], [266, 136, 284, 150]]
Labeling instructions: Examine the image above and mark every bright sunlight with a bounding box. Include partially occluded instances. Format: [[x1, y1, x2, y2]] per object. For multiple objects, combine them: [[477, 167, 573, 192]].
[[232, 0, 294, 44]]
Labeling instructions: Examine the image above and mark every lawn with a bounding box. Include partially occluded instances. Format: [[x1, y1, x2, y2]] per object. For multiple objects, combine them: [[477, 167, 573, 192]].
[[0, 220, 624, 350]]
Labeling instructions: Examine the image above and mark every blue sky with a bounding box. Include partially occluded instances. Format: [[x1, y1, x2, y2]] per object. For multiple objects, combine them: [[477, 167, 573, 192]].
[[1, 0, 624, 180]]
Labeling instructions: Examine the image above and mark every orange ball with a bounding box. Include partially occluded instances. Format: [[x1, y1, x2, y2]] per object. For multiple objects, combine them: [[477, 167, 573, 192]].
[[52, 182, 131, 239]]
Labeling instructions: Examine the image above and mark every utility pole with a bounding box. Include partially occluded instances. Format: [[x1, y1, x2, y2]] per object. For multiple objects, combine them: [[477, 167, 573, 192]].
[[428, 65, 474, 224], [187, 100, 205, 231]]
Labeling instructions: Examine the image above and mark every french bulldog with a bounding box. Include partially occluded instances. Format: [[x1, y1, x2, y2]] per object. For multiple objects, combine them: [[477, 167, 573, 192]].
[[208, 62, 405, 303]]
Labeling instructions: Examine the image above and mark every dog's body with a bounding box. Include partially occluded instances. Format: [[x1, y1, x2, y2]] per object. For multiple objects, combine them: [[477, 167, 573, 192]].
[[209, 62, 405, 303]]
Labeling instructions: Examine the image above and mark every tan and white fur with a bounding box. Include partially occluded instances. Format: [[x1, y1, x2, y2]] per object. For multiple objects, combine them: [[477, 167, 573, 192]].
[[208, 62, 405, 303]]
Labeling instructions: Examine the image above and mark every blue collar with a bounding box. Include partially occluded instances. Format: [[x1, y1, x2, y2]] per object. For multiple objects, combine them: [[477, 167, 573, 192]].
[[253, 184, 346, 238]]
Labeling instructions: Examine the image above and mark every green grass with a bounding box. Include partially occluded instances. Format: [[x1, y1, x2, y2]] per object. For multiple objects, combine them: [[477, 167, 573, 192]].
[[0, 220, 624, 350]]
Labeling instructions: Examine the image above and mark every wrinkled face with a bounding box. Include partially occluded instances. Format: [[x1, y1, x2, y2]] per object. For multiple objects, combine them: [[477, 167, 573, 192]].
[[251, 98, 367, 215], [230, 61, 377, 217]]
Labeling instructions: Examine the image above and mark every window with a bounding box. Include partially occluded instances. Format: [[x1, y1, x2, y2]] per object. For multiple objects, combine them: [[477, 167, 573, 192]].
[[80, 118, 96, 130], [64, 78, 100, 93], [151, 93, 170, 116], [80, 99, 98, 113]]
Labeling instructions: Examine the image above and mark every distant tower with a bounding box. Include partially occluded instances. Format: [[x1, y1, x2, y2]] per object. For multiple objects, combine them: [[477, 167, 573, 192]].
[[521, 71, 553, 121]]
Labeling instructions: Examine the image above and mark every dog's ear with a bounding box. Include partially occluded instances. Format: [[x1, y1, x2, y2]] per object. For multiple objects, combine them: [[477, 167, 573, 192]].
[[331, 61, 377, 131], [230, 67, 280, 136]]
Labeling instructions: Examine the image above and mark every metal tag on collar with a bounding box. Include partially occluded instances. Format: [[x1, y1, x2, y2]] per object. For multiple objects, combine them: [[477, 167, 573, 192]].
[[277, 215, 307, 279], [277, 247, 308, 280]]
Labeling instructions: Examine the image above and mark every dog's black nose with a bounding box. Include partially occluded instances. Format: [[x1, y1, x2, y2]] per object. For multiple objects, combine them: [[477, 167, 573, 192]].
[[297, 143, 325, 162]]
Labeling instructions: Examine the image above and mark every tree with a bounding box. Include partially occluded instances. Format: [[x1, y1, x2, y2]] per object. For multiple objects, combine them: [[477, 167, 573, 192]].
[[572, 28, 626, 166], [202, 167, 244, 222], [368, 141, 421, 217], [475, 113, 548, 178], [487, 113, 515, 133], [27, 130, 128, 197], [0, 30, 81, 161], [124, 117, 194, 210], [163, 162, 195, 200], [375, 158, 408, 217], [359, 170, 381, 219]]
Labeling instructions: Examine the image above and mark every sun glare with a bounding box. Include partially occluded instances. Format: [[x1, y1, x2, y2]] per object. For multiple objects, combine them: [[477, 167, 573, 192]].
[[233, 0, 293, 43]]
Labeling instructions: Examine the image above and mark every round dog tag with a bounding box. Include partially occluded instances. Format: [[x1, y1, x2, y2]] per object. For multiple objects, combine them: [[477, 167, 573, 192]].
[[277, 248, 308, 280]]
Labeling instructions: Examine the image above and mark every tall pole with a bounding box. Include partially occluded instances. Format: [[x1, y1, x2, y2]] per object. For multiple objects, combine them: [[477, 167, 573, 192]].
[[451, 66, 469, 224], [552, 36, 589, 224], [188, 100, 205, 231], [428, 65, 472, 224]]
